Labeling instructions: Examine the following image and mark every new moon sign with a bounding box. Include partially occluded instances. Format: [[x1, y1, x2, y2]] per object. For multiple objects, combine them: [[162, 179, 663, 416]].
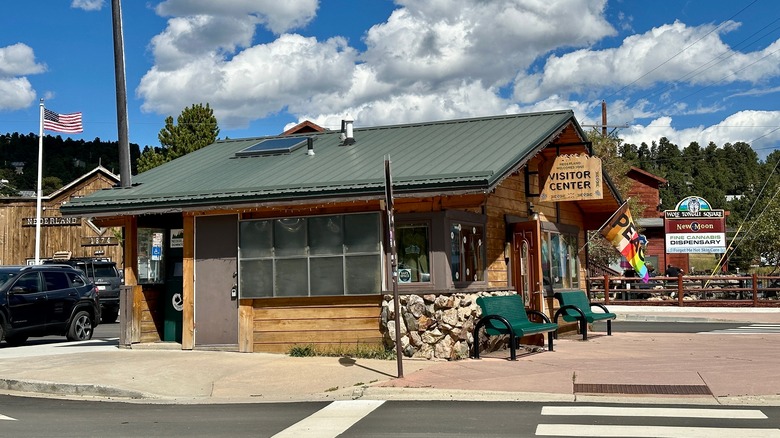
[[664, 196, 726, 254], [539, 154, 603, 202]]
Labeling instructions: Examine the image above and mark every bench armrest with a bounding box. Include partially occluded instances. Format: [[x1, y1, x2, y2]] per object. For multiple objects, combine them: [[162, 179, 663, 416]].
[[590, 302, 611, 313], [553, 304, 585, 323], [472, 314, 519, 360], [526, 309, 553, 324], [474, 314, 517, 339]]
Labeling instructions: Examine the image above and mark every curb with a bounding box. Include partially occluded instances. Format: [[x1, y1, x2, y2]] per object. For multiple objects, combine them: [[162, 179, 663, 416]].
[[0, 378, 147, 400]]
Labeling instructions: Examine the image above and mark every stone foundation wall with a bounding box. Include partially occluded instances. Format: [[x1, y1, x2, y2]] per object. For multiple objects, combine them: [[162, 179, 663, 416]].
[[380, 290, 514, 360]]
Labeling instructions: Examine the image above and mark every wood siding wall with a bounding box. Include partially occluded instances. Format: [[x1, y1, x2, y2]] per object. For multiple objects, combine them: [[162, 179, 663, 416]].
[[138, 287, 163, 343], [251, 295, 383, 353], [0, 173, 123, 265]]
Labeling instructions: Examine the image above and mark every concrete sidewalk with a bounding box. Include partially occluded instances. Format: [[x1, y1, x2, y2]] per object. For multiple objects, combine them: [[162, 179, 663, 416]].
[[0, 307, 778, 405]]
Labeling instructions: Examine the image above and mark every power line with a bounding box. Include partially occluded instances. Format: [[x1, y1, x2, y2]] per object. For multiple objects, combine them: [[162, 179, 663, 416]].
[[604, 0, 761, 102]]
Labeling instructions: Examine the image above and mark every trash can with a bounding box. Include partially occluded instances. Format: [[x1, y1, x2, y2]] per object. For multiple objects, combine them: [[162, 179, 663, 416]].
[[163, 278, 183, 342]]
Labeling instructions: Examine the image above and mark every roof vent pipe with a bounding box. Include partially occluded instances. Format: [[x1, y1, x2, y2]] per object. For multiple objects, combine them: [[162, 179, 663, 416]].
[[306, 137, 314, 156], [341, 116, 355, 145]]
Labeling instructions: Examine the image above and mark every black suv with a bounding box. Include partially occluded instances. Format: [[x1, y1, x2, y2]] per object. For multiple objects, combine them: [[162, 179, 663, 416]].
[[0, 265, 100, 346], [43, 258, 121, 323]]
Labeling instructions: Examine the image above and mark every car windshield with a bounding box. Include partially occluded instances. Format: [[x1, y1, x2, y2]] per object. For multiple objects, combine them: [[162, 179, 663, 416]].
[[94, 265, 117, 277], [0, 270, 21, 288]]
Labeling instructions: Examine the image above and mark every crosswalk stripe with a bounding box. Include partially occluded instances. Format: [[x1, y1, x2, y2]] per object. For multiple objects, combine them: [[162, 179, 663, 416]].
[[536, 424, 780, 437], [541, 406, 767, 419], [272, 400, 384, 438], [0, 414, 17, 421]]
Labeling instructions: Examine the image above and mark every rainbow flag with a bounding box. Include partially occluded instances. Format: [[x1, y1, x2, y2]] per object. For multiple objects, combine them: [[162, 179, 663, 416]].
[[600, 202, 648, 282]]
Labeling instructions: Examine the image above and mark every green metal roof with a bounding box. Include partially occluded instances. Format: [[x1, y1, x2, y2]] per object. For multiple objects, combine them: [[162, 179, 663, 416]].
[[62, 110, 585, 216]]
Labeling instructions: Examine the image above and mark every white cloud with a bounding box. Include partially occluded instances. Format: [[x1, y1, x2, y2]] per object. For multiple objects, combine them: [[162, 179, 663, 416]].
[[513, 20, 780, 103], [363, 0, 614, 89], [291, 80, 510, 131], [139, 0, 616, 131], [621, 111, 780, 154], [134, 0, 780, 158], [0, 43, 46, 77], [71, 0, 104, 11], [139, 34, 357, 128], [0, 43, 45, 111], [155, 0, 318, 35], [0, 77, 37, 110], [150, 15, 258, 71]]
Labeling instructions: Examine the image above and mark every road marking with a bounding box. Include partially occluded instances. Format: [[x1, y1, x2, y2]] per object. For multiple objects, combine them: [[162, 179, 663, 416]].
[[272, 400, 385, 438], [541, 406, 767, 419], [700, 324, 780, 334], [0, 414, 17, 421], [536, 424, 780, 437]]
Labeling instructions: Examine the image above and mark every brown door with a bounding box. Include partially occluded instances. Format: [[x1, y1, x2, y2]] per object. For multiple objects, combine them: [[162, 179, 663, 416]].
[[512, 219, 546, 347], [512, 220, 543, 312], [195, 215, 238, 348]]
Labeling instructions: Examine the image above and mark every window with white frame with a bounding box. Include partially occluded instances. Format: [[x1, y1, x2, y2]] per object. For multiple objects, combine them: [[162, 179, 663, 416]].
[[239, 213, 382, 298], [449, 221, 485, 283]]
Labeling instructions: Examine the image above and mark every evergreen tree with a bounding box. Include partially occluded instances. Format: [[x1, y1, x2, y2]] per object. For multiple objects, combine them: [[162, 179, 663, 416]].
[[136, 103, 220, 173]]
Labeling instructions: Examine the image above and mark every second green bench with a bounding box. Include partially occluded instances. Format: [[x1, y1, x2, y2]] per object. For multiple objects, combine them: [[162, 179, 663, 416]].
[[553, 290, 616, 340]]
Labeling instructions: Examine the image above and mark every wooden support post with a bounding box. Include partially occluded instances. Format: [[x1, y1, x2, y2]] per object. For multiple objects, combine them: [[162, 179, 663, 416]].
[[677, 275, 684, 306], [181, 215, 195, 350], [752, 273, 759, 307]]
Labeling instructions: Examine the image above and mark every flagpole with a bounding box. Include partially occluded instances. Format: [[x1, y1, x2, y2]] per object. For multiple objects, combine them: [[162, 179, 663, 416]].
[[577, 198, 630, 254], [35, 99, 44, 264]]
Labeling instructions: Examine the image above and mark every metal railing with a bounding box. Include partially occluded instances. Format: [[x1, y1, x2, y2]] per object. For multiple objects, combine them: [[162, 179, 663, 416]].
[[586, 274, 780, 307]]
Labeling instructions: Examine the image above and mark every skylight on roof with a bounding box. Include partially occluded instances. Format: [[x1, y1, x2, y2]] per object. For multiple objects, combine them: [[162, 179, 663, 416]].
[[235, 137, 309, 157]]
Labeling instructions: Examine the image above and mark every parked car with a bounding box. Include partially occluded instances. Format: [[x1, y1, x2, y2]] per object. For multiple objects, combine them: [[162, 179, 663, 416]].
[[0, 264, 100, 346], [43, 257, 121, 323]]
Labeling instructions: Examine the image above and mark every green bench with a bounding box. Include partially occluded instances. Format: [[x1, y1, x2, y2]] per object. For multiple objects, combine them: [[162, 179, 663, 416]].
[[553, 290, 616, 340], [472, 294, 558, 360]]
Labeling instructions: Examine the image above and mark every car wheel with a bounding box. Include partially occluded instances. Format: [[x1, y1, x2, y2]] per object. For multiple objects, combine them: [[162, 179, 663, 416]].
[[67, 310, 94, 341], [5, 334, 28, 346]]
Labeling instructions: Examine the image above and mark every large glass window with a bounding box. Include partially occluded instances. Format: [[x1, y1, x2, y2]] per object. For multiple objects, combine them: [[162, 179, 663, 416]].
[[450, 222, 485, 283], [239, 213, 381, 298], [541, 230, 579, 291], [397, 224, 431, 283], [137, 228, 165, 284]]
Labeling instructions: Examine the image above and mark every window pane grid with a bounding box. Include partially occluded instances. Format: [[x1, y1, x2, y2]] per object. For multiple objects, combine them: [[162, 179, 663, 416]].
[[239, 213, 380, 298]]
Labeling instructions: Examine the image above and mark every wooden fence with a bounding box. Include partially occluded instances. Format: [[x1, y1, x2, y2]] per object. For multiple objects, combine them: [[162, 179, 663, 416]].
[[586, 274, 780, 307]]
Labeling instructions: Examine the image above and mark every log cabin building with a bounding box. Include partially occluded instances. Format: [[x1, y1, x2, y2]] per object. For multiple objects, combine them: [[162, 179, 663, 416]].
[[0, 166, 122, 266], [61, 111, 623, 358]]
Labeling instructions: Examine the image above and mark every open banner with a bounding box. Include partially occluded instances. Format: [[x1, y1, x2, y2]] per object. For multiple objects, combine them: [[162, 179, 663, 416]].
[[600, 202, 648, 282]]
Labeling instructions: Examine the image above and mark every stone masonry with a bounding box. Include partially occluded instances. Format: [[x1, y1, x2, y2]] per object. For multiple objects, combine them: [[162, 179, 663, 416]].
[[380, 290, 515, 360]]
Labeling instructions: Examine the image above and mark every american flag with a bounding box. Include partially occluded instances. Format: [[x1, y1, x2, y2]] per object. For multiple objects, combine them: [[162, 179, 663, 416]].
[[43, 108, 83, 133]]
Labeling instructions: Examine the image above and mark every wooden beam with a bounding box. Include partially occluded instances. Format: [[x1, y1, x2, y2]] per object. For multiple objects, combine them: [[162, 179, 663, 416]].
[[181, 215, 195, 350], [238, 299, 254, 352]]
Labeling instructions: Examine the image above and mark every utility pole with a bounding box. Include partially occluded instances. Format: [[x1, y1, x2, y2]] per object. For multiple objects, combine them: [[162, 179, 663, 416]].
[[112, 0, 132, 187], [581, 100, 629, 135]]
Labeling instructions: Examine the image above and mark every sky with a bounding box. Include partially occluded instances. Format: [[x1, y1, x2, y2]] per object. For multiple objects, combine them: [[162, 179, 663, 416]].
[[1, 0, 779, 159]]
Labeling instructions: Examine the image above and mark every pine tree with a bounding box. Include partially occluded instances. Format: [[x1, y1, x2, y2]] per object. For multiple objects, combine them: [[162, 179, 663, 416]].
[[136, 103, 220, 173]]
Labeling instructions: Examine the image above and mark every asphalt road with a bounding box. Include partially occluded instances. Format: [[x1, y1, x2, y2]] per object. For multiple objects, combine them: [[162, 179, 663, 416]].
[[0, 397, 778, 437]]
